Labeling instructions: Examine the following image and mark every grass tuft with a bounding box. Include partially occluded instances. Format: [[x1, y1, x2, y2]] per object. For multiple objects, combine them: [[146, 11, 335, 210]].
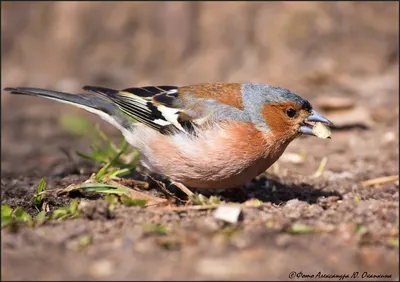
[[104, 194, 148, 211], [190, 193, 224, 206], [51, 199, 80, 221], [76, 125, 139, 175], [32, 178, 47, 210], [1, 205, 41, 230]]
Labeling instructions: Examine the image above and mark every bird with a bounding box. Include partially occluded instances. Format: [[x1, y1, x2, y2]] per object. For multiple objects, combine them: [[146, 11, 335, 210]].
[[4, 83, 332, 193]]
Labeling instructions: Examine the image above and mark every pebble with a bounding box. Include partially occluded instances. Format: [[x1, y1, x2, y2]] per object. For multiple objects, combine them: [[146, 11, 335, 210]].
[[213, 205, 242, 224]]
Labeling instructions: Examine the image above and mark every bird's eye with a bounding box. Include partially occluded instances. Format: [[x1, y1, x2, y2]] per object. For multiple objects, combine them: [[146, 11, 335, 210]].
[[286, 108, 297, 118]]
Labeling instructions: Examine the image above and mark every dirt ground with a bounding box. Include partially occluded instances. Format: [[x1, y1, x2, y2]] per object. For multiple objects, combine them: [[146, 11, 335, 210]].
[[1, 2, 399, 281]]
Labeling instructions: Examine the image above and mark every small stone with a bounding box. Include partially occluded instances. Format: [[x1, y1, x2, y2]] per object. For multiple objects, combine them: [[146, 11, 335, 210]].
[[213, 205, 242, 224]]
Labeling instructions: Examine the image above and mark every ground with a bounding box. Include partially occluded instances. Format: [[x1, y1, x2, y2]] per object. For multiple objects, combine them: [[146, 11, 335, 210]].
[[2, 77, 399, 280], [1, 2, 399, 281]]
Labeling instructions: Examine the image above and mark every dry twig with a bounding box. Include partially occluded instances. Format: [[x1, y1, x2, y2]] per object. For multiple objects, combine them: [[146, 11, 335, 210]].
[[360, 175, 399, 187]]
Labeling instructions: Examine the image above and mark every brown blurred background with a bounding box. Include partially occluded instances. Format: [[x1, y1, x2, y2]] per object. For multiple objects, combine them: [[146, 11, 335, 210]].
[[1, 3, 399, 280], [2, 2, 398, 91], [1, 1, 399, 174]]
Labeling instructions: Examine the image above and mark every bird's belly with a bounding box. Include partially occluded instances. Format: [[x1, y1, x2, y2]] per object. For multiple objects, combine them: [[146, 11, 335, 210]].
[[143, 146, 287, 189], [136, 123, 291, 189], [179, 157, 276, 189]]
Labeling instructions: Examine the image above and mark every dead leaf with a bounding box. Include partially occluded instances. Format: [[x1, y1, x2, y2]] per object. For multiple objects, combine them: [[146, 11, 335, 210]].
[[360, 175, 399, 187]]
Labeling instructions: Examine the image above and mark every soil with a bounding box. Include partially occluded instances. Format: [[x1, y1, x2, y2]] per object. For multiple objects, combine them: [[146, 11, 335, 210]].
[[1, 2, 399, 281]]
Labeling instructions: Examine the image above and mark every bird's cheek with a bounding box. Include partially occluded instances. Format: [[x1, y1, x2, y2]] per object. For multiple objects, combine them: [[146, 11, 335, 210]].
[[280, 124, 301, 141], [292, 124, 303, 136]]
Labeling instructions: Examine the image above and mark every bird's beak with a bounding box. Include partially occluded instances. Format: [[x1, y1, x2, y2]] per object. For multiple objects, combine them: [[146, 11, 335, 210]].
[[299, 109, 332, 137]]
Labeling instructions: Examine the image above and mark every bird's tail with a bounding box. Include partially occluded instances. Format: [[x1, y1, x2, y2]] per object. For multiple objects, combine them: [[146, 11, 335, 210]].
[[4, 87, 134, 134]]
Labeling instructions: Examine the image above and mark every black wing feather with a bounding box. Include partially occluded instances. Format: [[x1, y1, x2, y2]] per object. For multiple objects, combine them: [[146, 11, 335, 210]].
[[122, 86, 177, 98], [82, 85, 182, 133]]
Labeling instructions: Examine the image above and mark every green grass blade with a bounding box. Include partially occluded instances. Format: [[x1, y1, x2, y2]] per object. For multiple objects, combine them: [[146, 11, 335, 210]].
[[34, 211, 47, 224], [1, 216, 13, 228], [120, 195, 148, 207], [108, 168, 131, 179], [79, 183, 130, 194], [37, 178, 46, 194], [13, 207, 32, 222], [76, 151, 103, 162], [1, 205, 13, 218]]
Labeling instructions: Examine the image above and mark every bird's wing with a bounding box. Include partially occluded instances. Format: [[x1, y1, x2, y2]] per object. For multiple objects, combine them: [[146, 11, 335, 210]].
[[83, 85, 185, 133], [83, 83, 249, 135]]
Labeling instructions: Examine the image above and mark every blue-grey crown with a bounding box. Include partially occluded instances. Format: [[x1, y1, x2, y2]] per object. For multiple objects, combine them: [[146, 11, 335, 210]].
[[242, 84, 312, 112]]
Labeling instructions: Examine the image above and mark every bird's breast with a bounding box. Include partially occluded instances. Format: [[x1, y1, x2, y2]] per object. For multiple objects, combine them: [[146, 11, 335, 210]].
[[142, 121, 292, 189]]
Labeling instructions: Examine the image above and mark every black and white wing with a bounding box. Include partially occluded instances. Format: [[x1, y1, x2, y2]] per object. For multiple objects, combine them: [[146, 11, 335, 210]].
[[83, 85, 192, 134]]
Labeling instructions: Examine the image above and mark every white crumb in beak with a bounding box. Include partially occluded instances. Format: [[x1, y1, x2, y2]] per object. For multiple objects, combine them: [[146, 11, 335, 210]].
[[312, 122, 332, 139]]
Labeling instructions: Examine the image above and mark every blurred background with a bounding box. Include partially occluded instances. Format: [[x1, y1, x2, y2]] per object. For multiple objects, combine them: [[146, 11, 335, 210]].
[[1, 1, 399, 174], [2, 2, 398, 91], [1, 3, 399, 280]]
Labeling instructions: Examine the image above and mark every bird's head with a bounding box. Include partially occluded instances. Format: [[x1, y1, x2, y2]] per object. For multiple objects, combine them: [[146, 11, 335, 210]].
[[242, 84, 332, 141]]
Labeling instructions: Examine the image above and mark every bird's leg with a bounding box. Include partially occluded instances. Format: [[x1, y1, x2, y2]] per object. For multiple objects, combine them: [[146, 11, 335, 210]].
[[170, 181, 194, 197]]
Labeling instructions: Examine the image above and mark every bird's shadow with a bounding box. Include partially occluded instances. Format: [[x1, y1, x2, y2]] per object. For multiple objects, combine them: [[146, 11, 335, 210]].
[[51, 157, 341, 205], [167, 174, 343, 205]]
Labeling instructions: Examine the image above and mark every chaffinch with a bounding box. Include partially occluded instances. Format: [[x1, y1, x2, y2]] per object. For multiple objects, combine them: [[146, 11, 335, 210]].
[[4, 83, 332, 191]]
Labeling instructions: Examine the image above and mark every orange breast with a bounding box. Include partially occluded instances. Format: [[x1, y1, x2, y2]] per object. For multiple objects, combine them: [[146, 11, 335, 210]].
[[145, 121, 291, 189]]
